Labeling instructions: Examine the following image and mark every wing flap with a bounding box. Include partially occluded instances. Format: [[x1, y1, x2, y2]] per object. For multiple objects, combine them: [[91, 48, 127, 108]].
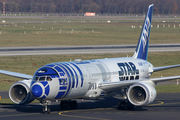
[[98, 80, 138, 91], [99, 75, 180, 91], [0, 70, 33, 79]]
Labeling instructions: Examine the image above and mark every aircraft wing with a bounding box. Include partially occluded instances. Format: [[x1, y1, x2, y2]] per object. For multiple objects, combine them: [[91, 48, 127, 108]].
[[153, 64, 180, 72], [98, 75, 180, 91], [0, 70, 33, 79]]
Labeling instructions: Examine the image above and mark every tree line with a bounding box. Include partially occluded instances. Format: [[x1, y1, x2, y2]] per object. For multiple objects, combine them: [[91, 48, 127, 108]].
[[0, 0, 179, 15]]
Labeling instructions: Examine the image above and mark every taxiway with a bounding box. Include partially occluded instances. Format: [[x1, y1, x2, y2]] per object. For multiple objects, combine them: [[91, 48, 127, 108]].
[[0, 93, 180, 120]]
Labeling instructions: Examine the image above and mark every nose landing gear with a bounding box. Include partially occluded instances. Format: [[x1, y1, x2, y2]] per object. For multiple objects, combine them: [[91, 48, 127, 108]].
[[39, 100, 77, 114], [40, 100, 51, 114]]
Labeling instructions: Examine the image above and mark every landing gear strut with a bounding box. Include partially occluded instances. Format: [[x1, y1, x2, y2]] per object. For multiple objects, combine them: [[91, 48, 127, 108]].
[[117, 88, 135, 110], [40, 100, 51, 114], [60, 100, 77, 110]]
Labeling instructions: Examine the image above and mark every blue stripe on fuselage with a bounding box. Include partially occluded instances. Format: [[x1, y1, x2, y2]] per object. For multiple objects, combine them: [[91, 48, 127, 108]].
[[55, 64, 72, 98], [70, 62, 84, 87], [64, 62, 79, 88], [61, 63, 75, 88]]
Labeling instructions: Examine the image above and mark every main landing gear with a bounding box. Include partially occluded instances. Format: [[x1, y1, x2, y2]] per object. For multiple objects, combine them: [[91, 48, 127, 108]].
[[118, 100, 135, 110], [60, 100, 77, 110], [117, 88, 135, 110]]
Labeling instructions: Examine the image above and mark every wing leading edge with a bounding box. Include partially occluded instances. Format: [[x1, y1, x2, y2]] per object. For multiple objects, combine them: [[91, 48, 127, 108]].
[[0, 70, 33, 79], [153, 64, 180, 72], [99, 75, 180, 91]]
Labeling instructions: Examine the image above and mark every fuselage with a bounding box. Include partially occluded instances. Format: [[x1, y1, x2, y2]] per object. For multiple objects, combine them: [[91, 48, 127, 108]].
[[30, 57, 154, 100]]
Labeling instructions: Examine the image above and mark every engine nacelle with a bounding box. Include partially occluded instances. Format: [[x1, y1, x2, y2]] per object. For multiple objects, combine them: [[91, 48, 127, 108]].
[[127, 81, 157, 106], [9, 80, 34, 104]]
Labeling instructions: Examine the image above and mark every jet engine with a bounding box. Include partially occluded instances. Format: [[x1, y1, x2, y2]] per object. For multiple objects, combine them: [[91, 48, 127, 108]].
[[9, 80, 34, 104], [127, 81, 157, 106]]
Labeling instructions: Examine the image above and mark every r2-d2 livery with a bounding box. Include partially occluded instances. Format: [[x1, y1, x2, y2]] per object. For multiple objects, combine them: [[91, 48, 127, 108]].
[[31, 57, 152, 101], [1, 4, 180, 113]]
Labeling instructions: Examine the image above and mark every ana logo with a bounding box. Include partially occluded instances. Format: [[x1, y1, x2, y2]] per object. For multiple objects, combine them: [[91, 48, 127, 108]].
[[38, 69, 47, 73], [141, 17, 151, 52], [138, 62, 143, 66]]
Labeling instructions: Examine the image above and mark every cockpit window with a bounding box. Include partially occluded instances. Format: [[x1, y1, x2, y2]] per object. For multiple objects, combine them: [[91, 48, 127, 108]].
[[39, 76, 46, 81], [33, 76, 52, 81], [47, 77, 52, 81], [33, 67, 59, 81], [34, 76, 39, 81]]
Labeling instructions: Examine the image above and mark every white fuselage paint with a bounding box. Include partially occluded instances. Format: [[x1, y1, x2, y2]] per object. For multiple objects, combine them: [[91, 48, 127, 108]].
[[40, 57, 153, 100]]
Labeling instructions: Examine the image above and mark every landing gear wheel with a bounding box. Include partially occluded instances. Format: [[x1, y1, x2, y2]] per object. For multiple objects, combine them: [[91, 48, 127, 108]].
[[70, 101, 77, 109], [60, 100, 68, 109], [60, 100, 77, 110], [42, 107, 46, 114], [47, 107, 51, 114], [118, 101, 135, 110], [42, 106, 51, 114], [40, 100, 51, 114], [127, 103, 135, 110], [118, 101, 126, 110]]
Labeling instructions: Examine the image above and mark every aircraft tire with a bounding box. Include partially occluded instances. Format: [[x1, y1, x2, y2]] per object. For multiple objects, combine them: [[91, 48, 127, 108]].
[[118, 101, 126, 110], [70, 100, 77, 109], [42, 107, 46, 114], [60, 100, 68, 109], [127, 103, 135, 110], [60, 100, 77, 110], [42, 106, 51, 114], [47, 107, 51, 114]]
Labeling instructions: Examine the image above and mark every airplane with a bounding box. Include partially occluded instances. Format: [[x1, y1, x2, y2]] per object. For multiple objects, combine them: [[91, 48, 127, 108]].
[[1, 4, 180, 114]]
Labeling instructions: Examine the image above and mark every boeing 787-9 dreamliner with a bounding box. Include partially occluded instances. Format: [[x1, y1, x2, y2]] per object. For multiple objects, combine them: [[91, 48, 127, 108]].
[[0, 4, 180, 114]]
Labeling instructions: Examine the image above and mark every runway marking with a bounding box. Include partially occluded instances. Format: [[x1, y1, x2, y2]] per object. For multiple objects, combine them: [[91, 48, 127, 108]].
[[0, 111, 57, 117], [59, 99, 180, 119], [170, 109, 175, 111], [116, 112, 121, 114], [127, 113, 133, 114], [0, 110, 16, 112], [162, 102, 180, 106], [95, 112, 100, 113], [0, 113, 40, 117], [59, 108, 111, 120], [105, 112, 111, 114], [148, 101, 164, 106]]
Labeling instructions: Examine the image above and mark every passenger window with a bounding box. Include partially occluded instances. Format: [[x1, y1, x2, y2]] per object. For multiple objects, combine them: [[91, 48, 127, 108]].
[[60, 79, 67, 85], [135, 76, 139, 80], [130, 76, 134, 80]]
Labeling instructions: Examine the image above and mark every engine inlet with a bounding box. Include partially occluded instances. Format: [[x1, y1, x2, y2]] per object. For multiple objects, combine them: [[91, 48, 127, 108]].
[[129, 86, 146, 104]]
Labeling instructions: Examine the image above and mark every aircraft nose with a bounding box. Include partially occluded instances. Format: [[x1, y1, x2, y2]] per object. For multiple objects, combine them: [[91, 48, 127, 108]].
[[31, 84, 43, 98]]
